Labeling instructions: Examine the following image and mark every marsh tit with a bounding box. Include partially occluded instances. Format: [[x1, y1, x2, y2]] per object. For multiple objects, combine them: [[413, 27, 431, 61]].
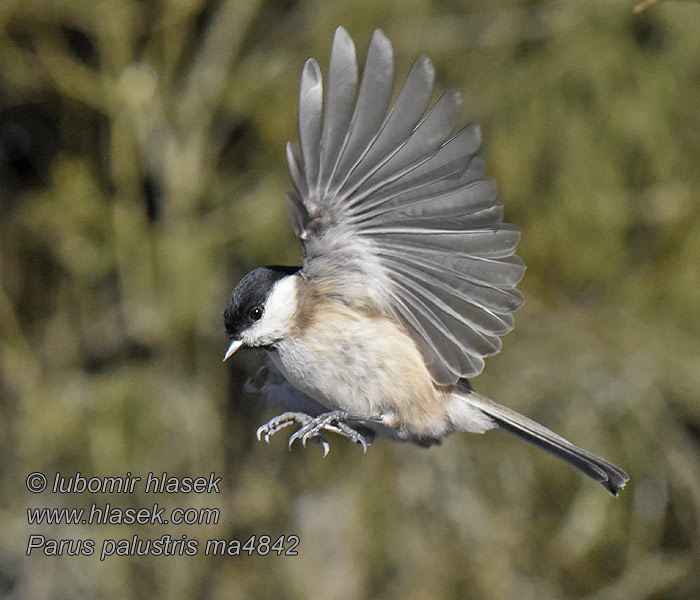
[[223, 27, 629, 495]]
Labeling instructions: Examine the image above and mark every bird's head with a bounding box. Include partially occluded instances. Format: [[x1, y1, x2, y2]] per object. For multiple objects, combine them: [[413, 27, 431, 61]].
[[223, 265, 302, 361]]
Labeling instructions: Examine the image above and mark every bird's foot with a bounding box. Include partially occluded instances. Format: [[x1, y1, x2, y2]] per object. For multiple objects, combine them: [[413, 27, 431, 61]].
[[257, 412, 332, 456], [288, 410, 378, 454], [257, 411, 377, 456]]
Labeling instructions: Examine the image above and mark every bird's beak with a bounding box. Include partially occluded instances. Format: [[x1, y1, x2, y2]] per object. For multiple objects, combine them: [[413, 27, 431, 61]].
[[223, 339, 243, 362]]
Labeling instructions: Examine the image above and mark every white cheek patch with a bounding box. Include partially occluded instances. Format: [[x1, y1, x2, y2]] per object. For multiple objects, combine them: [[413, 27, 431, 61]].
[[244, 275, 298, 346]]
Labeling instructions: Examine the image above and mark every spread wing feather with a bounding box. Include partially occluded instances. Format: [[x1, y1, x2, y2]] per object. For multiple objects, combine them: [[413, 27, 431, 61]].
[[287, 27, 525, 385], [297, 60, 323, 189], [318, 27, 358, 186], [328, 30, 395, 194]]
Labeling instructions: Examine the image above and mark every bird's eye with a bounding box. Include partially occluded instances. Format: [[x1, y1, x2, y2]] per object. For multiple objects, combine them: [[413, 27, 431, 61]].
[[249, 306, 263, 322]]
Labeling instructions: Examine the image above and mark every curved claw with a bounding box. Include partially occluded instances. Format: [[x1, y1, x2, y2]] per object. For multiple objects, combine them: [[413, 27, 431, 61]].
[[288, 430, 300, 448], [258, 412, 313, 446], [333, 420, 370, 453], [358, 436, 368, 454], [302, 429, 317, 447], [260, 411, 374, 456], [288, 429, 330, 455], [256, 426, 274, 443]]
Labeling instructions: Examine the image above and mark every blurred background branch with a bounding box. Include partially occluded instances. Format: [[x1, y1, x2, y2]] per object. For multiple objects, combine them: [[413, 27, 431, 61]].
[[1, 1, 699, 599]]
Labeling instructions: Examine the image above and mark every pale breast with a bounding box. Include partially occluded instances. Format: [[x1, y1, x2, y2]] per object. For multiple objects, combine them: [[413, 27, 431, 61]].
[[271, 298, 450, 439]]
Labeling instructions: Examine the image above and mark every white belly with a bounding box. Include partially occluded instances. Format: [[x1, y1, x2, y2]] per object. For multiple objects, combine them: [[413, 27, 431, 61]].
[[270, 328, 384, 415], [268, 301, 448, 438]]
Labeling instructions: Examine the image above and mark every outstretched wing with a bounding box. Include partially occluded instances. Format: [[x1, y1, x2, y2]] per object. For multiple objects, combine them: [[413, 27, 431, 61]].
[[286, 27, 525, 385]]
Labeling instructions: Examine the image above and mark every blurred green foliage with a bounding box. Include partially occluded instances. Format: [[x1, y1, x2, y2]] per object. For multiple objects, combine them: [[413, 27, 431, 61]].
[[1, 1, 699, 599]]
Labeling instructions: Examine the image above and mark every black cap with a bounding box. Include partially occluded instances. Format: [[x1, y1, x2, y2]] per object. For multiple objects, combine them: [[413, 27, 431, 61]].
[[224, 265, 301, 338]]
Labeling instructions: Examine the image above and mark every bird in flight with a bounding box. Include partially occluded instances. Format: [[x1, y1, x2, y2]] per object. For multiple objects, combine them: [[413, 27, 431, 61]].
[[223, 27, 628, 496]]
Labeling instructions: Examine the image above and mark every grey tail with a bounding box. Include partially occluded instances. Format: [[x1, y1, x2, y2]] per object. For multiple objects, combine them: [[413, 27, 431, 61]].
[[463, 388, 629, 496]]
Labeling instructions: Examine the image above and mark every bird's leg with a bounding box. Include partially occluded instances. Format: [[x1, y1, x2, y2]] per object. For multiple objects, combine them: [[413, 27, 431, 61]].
[[256, 412, 332, 456], [257, 411, 313, 441], [287, 410, 380, 454], [257, 410, 381, 455]]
